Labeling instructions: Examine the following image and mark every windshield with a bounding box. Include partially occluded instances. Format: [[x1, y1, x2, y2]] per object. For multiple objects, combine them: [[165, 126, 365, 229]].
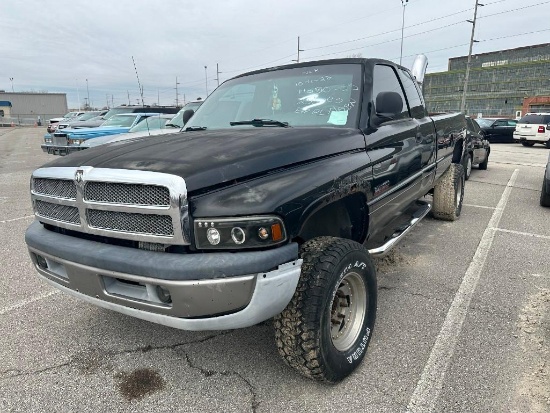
[[518, 114, 550, 124], [74, 112, 101, 121], [128, 116, 169, 132], [100, 114, 137, 127], [185, 63, 362, 130], [474, 118, 493, 128], [103, 107, 137, 119]]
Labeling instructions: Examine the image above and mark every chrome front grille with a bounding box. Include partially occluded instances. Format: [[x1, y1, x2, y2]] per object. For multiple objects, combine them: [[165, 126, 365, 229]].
[[32, 178, 77, 199], [35, 200, 80, 224], [84, 182, 171, 206], [52, 134, 67, 146], [30, 167, 189, 245], [87, 209, 174, 236]]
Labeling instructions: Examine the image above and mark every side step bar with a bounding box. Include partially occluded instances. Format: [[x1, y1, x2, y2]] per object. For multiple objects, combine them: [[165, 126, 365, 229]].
[[368, 200, 431, 258]]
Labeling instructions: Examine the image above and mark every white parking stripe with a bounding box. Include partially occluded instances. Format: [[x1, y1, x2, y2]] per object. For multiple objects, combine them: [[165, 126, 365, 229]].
[[493, 227, 550, 240], [0, 290, 60, 315], [407, 169, 519, 413], [0, 215, 34, 224], [463, 204, 498, 210]]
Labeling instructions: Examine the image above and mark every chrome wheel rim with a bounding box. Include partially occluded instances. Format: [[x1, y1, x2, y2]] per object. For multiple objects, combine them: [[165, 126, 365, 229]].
[[329, 271, 367, 352], [466, 156, 472, 177]]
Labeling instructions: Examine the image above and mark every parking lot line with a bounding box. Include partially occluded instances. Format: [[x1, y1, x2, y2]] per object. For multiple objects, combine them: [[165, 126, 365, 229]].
[[0, 290, 60, 316], [493, 227, 550, 240], [0, 215, 34, 224], [407, 169, 519, 413], [463, 204, 498, 210]]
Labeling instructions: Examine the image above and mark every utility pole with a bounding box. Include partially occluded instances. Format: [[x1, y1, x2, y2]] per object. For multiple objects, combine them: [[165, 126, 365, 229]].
[[460, 0, 484, 113], [204, 66, 208, 97], [111, 95, 114, 108], [175, 76, 180, 107], [157, 89, 160, 106], [215, 63, 221, 88], [127, 90, 130, 105], [106, 94, 110, 109], [9, 77, 14, 92], [86, 78, 90, 109], [292, 36, 304, 63], [399, 0, 409, 66], [76, 79, 81, 110]]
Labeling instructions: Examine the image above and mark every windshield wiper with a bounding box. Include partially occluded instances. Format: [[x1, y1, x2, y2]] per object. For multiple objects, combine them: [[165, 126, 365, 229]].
[[185, 126, 207, 131], [165, 123, 181, 128], [230, 119, 290, 127]]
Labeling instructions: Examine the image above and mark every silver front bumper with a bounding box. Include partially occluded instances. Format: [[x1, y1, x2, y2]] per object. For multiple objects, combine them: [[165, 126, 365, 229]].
[[29, 247, 302, 331]]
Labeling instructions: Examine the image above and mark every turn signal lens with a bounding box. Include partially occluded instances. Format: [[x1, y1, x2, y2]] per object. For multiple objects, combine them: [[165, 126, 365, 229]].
[[271, 223, 283, 241]]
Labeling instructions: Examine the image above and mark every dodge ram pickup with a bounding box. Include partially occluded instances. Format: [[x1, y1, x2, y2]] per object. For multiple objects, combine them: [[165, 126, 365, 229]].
[[25, 56, 466, 382]]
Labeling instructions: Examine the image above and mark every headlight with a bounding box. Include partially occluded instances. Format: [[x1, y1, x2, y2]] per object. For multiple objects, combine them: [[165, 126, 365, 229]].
[[44, 138, 52, 144], [68, 138, 85, 145], [194, 216, 287, 249]]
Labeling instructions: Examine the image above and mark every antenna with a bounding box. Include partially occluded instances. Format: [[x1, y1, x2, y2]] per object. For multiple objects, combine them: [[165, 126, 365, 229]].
[[132, 56, 145, 107]]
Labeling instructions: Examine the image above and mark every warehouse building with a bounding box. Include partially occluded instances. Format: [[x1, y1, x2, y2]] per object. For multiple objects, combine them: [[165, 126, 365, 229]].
[[423, 43, 550, 118], [0, 92, 68, 125]]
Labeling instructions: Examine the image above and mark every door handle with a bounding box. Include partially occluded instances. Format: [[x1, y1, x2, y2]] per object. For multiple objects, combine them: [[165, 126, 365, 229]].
[[415, 133, 423, 143]]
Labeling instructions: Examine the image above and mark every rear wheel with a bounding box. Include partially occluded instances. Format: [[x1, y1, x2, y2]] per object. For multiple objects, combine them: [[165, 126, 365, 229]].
[[432, 163, 465, 221], [274, 237, 377, 383], [545, 140, 550, 149], [522, 141, 535, 147], [541, 178, 550, 207], [463, 153, 472, 180], [478, 150, 489, 170]]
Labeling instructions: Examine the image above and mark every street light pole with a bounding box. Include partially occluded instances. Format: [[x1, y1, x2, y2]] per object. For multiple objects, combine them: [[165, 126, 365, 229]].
[[9, 77, 14, 92], [204, 66, 208, 97], [86, 79, 90, 109], [460, 0, 484, 113], [399, 0, 408, 66], [292, 36, 304, 63]]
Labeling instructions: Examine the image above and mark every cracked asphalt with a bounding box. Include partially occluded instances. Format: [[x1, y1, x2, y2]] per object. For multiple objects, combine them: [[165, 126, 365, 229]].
[[1, 128, 549, 412]]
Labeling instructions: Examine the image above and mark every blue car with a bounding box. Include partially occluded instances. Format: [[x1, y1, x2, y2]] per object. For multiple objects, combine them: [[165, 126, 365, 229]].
[[42, 113, 164, 156]]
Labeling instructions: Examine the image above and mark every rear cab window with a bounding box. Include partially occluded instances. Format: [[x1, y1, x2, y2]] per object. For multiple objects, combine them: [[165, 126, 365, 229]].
[[518, 114, 550, 124]]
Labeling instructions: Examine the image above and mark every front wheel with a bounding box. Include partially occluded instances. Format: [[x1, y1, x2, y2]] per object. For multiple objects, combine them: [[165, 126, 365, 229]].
[[432, 163, 465, 221], [274, 237, 377, 383]]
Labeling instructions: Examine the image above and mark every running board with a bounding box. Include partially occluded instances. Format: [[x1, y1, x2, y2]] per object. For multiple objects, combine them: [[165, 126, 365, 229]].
[[368, 200, 431, 257]]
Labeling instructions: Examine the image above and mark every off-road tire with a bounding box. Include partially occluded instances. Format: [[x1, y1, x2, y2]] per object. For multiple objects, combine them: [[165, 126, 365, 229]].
[[521, 141, 535, 147], [478, 150, 489, 170], [274, 237, 377, 383], [432, 163, 465, 221], [541, 179, 550, 207], [463, 153, 472, 180]]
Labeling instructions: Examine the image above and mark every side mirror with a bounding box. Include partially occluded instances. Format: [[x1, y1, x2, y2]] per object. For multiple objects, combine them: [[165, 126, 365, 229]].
[[372, 92, 403, 127], [181, 109, 195, 125]]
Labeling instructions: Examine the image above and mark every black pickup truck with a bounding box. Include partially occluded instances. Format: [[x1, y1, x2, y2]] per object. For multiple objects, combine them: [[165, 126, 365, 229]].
[[25, 57, 466, 382]]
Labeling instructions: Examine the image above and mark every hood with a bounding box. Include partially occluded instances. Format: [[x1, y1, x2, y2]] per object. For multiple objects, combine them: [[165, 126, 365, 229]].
[[44, 127, 365, 192], [57, 126, 132, 139]]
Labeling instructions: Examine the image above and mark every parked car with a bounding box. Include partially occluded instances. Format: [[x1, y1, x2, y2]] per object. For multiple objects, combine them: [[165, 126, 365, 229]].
[[64, 105, 181, 129], [79, 102, 202, 149], [26, 55, 467, 382], [514, 113, 550, 148], [47, 111, 86, 133], [56, 110, 108, 131], [463, 116, 490, 179], [78, 114, 176, 149], [42, 113, 165, 155], [541, 153, 550, 206], [474, 118, 517, 143]]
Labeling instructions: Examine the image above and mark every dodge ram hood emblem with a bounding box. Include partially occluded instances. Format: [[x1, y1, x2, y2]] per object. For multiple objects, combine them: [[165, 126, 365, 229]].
[[75, 169, 84, 183]]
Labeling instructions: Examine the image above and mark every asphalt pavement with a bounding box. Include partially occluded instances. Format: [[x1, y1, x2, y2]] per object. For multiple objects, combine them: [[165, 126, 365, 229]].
[[1, 127, 549, 412]]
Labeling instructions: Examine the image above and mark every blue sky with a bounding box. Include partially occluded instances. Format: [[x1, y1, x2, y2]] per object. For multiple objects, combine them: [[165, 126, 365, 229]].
[[1, 0, 548, 109]]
